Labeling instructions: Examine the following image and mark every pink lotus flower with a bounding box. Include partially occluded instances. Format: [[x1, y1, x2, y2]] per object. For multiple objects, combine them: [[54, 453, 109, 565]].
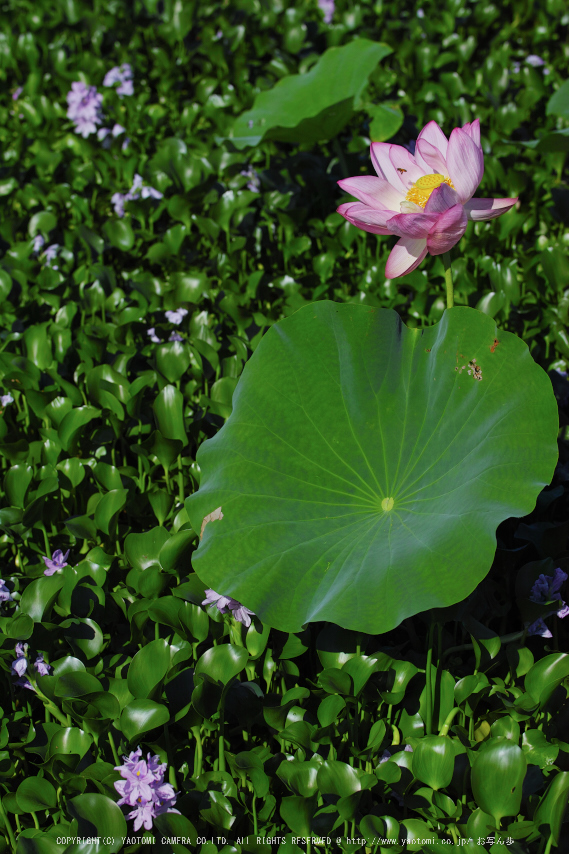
[[336, 120, 517, 278]]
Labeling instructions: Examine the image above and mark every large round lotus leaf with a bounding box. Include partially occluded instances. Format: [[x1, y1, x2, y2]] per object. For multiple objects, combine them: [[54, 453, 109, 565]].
[[186, 302, 558, 634]]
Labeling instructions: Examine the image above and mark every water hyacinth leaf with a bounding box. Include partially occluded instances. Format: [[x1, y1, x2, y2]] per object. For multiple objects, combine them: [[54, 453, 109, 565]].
[[23, 323, 53, 370], [318, 694, 347, 728], [531, 770, 569, 845], [62, 617, 104, 659], [471, 742, 527, 824], [47, 727, 91, 760], [277, 758, 320, 797], [3, 464, 33, 507], [54, 671, 103, 698], [119, 699, 170, 741], [65, 514, 97, 541], [317, 760, 361, 797], [195, 644, 249, 686], [58, 406, 101, 452], [153, 385, 188, 446], [280, 794, 317, 836], [546, 79, 569, 119], [153, 813, 198, 848], [156, 341, 191, 383], [102, 218, 135, 251], [16, 777, 57, 812], [127, 638, 172, 699], [94, 488, 128, 536], [411, 735, 456, 791], [19, 575, 65, 622], [159, 530, 195, 574], [67, 793, 126, 854], [368, 102, 405, 142], [524, 653, 569, 707], [187, 303, 558, 634], [125, 526, 171, 571], [230, 40, 393, 148]]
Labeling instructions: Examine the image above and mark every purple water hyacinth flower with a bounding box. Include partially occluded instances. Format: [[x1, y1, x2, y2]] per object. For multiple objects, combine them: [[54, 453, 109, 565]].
[[11, 654, 27, 678], [127, 799, 156, 832], [168, 332, 184, 342], [122, 137, 130, 151], [527, 568, 569, 637], [32, 234, 45, 253], [147, 327, 161, 343], [379, 750, 391, 764], [43, 244, 60, 269], [202, 589, 256, 627], [115, 759, 156, 803], [240, 165, 261, 193], [0, 578, 13, 604], [113, 175, 162, 216], [147, 754, 167, 782], [417, 7, 425, 17], [111, 192, 128, 217], [43, 548, 70, 576], [104, 63, 134, 97], [0, 394, 13, 406], [202, 589, 233, 613], [165, 308, 188, 325], [128, 174, 163, 201], [114, 748, 179, 831], [12, 86, 23, 100], [66, 82, 104, 137], [229, 601, 255, 628], [526, 54, 545, 67], [34, 654, 53, 676], [318, 0, 335, 23]]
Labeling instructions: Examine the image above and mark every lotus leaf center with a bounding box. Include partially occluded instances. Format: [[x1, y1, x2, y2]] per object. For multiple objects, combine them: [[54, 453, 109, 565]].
[[405, 173, 455, 208], [381, 496, 395, 512]]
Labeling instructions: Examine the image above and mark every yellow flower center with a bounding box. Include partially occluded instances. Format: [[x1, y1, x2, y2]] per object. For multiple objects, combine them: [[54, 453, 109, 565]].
[[405, 173, 455, 209]]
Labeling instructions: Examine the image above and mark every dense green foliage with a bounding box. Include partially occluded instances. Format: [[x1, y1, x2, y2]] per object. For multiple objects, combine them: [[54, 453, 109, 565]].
[[1, 0, 569, 852]]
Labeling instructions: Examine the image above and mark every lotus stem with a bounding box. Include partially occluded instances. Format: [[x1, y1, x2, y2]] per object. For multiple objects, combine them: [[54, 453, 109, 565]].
[[442, 251, 454, 309]]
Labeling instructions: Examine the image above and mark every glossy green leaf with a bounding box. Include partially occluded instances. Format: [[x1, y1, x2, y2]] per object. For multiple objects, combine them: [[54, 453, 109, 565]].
[[525, 653, 569, 706], [547, 79, 569, 119], [125, 526, 171, 571], [471, 742, 527, 824], [195, 644, 249, 686], [230, 40, 393, 148], [94, 488, 128, 535], [411, 735, 456, 791], [120, 699, 170, 741], [19, 575, 65, 622], [16, 777, 57, 812], [67, 793, 126, 854], [156, 341, 191, 383], [103, 218, 135, 250], [153, 384, 188, 446], [368, 102, 404, 142], [532, 770, 569, 845], [3, 464, 33, 508], [187, 303, 558, 634], [127, 638, 172, 699]]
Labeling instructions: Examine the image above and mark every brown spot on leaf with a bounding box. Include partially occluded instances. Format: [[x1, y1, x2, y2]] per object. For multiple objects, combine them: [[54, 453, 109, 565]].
[[200, 506, 223, 539]]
